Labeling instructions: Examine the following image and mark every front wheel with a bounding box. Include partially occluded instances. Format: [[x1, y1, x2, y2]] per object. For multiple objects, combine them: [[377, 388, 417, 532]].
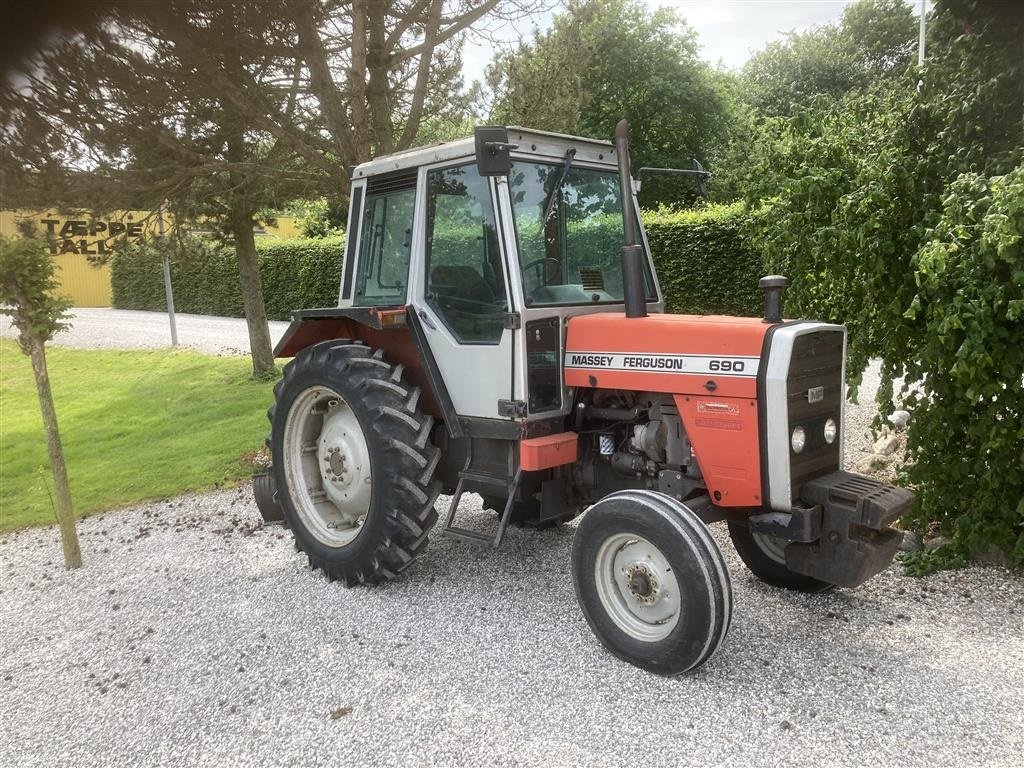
[[727, 522, 833, 593], [572, 490, 732, 675]]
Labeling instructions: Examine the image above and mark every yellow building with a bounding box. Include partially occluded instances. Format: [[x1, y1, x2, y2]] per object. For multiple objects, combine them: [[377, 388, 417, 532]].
[[0, 209, 300, 308]]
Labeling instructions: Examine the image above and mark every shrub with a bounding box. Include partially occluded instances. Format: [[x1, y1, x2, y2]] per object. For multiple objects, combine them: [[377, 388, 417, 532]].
[[738, 2, 1024, 568], [111, 237, 344, 321], [644, 203, 764, 317], [899, 168, 1024, 565]]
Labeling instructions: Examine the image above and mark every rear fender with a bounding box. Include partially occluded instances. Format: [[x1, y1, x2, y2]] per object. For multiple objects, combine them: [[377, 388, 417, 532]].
[[273, 306, 442, 418]]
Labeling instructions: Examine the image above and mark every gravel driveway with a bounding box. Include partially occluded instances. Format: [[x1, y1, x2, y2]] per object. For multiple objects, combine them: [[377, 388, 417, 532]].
[[1, 490, 1021, 768], [0, 308, 291, 356]]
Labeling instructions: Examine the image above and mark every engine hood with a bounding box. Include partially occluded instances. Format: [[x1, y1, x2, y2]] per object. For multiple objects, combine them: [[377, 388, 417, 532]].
[[563, 312, 772, 398]]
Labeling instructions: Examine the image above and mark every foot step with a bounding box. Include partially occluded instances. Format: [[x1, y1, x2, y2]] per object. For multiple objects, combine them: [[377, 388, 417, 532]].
[[440, 468, 523, 548]]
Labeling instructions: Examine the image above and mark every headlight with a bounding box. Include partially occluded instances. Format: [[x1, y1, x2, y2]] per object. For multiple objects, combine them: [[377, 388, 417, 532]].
[[823, 418, 837, 444], [791, 426, 806, 454]]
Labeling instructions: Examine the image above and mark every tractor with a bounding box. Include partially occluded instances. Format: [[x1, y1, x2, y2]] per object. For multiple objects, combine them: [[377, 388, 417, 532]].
[[253, 120, 912, 675]]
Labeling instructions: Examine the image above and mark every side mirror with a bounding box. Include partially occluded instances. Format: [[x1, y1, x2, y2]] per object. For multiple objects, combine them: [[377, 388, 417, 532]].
[[475, 126, 517, 176]]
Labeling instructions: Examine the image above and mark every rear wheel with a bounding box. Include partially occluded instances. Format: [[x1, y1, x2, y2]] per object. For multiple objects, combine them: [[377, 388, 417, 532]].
[[572, 490, 732, 675], [270, 341, 441, 585], [727, 522, 833, 593]]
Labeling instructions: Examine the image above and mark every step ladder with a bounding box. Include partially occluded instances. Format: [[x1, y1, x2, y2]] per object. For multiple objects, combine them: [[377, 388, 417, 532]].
[[440, 450, 523, 548]]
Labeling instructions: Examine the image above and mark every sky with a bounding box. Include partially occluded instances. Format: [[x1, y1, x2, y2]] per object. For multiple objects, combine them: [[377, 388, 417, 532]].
[[462, 1, 926, 83]]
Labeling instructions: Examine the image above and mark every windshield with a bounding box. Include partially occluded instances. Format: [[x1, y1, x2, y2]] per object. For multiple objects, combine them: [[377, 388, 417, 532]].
[[508, 160, 656, 306]]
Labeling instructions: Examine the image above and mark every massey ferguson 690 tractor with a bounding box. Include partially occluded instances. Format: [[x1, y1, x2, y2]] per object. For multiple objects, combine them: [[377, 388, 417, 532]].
[[254, 121, 912, 675]]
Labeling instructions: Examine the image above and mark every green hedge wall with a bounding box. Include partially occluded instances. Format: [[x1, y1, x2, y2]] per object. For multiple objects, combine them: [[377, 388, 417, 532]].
[[644, 203, 764, 317], [111, 237, 345, 321], [111, 208, 764, 319]]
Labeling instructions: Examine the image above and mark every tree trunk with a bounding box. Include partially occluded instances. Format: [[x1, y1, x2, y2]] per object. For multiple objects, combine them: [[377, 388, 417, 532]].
[[229, 195, 275, 377], [223, 116, 275, 378], [28, 337, 82, 569], [366, 0, 396, 154]]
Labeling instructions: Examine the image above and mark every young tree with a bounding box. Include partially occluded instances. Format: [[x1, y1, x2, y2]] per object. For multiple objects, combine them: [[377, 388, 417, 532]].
[[0, 236, 82, 569]]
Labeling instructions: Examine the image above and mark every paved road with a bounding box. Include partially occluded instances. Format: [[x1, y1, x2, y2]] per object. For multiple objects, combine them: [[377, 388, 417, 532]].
[[0, 490, 1021, 767], [0, 308, 291, 356]]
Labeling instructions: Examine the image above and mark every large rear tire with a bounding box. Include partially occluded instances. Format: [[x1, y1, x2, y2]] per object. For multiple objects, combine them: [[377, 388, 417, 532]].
[[572, 490, 732, 675], [270, 341, 441, 586], [727, 522, 833, 593]]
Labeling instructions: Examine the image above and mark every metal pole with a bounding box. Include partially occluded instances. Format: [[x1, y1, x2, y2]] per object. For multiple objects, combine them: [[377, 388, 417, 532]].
[[157, 203, 178, 346], [918, 0, 926, 67]]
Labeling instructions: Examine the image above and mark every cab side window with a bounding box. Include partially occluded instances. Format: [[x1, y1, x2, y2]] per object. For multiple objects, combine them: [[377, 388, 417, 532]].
[[425, 163, 508, 343], [353, 172, 416, 306]]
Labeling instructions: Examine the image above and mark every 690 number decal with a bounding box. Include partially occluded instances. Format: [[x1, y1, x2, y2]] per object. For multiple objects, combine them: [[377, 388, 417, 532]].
[[708, 359, 746, 372]]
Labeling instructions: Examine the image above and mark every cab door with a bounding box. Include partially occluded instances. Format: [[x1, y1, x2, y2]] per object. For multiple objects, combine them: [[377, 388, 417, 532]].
[[408, 160, 515, 420]]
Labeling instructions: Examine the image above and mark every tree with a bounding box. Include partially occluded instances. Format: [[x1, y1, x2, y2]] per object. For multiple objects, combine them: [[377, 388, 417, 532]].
[[0, 4, 311, 376], [2, 1, 538, 377], [290, 0, 538, 162], [741, 0, 917, 118], [0, 235, 83, 569], [487, 0, 731, 206]]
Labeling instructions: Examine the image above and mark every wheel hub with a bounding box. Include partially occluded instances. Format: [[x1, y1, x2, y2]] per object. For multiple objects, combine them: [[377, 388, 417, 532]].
[[282, 386, 372, 548], [594, 533, 682, 643], [324, 446, 349, 484], [625, 563, 659, 604]]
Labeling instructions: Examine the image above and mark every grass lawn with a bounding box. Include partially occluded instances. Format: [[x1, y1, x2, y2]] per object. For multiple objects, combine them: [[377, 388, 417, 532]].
[[0, 339, 276, 531]]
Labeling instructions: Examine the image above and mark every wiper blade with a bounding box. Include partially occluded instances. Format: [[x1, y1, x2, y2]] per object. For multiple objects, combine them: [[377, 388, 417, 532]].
[[543, 148, 577, 224]]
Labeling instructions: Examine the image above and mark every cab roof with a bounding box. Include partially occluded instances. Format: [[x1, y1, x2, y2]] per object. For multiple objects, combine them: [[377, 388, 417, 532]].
[[351, 126, 619, 180]]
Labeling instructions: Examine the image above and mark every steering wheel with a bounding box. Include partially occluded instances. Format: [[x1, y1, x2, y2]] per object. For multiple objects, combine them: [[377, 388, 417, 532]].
[[521, 257, 562, 287]]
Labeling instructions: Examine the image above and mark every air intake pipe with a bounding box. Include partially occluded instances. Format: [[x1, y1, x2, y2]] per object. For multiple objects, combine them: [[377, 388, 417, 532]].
[[615, 119, 647, 319], [759, 275, 790, 323]]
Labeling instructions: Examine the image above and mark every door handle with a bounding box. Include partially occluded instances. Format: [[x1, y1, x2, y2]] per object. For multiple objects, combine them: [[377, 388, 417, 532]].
[[418, 309, 437, 331]]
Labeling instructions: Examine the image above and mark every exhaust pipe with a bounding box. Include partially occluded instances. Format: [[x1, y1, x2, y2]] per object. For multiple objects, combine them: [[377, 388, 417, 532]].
[[614, 119, 647, 319]]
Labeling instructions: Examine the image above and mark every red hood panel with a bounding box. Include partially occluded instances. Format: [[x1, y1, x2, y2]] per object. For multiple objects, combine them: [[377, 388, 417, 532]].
[[563, 312, 770, 398]]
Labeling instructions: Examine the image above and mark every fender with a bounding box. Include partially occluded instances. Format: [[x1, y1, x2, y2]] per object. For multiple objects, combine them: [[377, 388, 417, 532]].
[[273, 306, 408, 357], [273, 306, 448, 423]]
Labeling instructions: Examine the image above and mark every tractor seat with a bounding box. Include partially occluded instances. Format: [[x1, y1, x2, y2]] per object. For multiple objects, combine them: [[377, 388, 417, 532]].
[[430, 265, 495, 304]]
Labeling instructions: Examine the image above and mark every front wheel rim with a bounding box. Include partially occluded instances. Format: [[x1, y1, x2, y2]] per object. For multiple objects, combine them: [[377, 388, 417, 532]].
[[282, 386, 372, 547], [594, 533, 681, 642]]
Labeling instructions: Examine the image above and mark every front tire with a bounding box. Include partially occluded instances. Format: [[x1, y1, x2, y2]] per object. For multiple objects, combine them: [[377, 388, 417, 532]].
[[270, 341, 441, 586], [727, 522, 833, 593], [572, 490, 732, 675]]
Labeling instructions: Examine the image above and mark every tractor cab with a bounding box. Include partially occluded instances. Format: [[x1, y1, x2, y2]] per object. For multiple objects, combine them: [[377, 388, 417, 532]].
[[332, 127, 662, 423]]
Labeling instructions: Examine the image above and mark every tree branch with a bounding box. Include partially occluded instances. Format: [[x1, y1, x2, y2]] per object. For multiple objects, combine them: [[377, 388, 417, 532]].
[[397, 0, 443, 149]]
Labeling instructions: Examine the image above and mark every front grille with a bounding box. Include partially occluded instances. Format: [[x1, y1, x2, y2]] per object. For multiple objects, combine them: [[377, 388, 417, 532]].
[[787, 330, 844, 501]]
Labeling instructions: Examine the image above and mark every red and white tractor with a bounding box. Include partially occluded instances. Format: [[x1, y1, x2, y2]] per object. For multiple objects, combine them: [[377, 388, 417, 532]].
[[253, 121, 911, 675]]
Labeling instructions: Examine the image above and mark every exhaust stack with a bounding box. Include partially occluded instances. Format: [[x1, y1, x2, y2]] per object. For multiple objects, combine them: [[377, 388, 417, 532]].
[[614, 119, 647, 319]]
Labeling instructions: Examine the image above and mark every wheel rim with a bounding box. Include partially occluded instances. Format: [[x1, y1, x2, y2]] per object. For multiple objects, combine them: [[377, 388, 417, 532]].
[[282, 386, 372, 547], [752, 531, 789, 565], [594, 533, 681, 642]]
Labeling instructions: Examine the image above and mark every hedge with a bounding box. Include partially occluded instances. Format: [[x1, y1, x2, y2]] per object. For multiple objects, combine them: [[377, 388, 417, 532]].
[[644, 203, 763, 317], [111, 237, 344, 321], [111, 207, 765, 319]]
